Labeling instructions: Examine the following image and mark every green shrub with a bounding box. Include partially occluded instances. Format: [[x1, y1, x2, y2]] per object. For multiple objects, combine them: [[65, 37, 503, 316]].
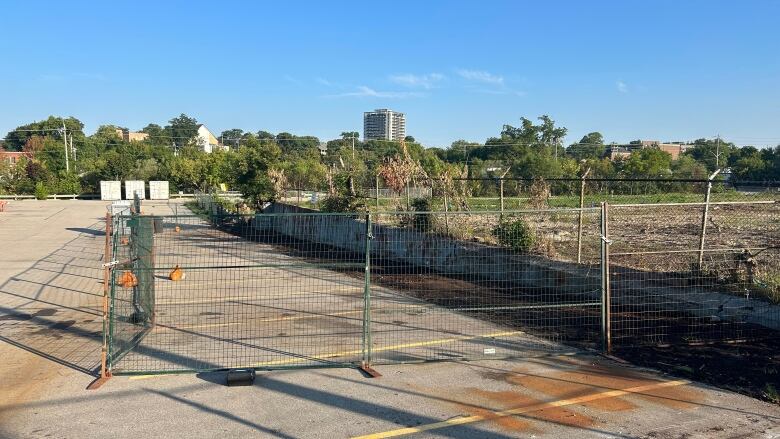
[[34, 182, 49, 200], [406, 198, 433, 232], [320, 195, 364, 213], [492, 218, 535, 252]]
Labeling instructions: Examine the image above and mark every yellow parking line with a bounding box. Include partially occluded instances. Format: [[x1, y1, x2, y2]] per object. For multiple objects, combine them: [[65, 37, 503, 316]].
[[154, 309, 365, 330], [351, 379, 690, 439], [128, 330, 522, 380], [154, 303, 434, 330], [246, 330, 523, 368], [156, 289, 363, 305]]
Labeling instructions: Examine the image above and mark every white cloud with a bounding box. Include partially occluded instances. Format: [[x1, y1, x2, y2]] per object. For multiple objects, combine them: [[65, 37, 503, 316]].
[[284, 75, 303, 86], [315, 77, 333, 86], [324, 86, 423, 99], [616, 80, 628, 93], [468, 88, 524, 96], [456, 69, 504, 85], [389, 73, 444, 89]]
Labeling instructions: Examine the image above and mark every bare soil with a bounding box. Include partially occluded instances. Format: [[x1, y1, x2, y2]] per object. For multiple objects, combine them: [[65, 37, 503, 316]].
[[221, 215, 780, 404]]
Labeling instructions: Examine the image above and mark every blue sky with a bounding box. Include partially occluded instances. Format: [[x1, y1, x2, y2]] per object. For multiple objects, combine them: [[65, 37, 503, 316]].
[[1, 1, 779, 147]]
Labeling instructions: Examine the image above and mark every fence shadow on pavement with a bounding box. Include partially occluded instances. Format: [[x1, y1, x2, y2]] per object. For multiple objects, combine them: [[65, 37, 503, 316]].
[[0, 222, 108, 375]]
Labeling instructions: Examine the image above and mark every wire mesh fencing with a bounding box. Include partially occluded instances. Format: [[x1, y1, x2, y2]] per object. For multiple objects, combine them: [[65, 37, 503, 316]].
[[607, 201, 780, 347], [102, 199, 779, 376], [283, 178, 779, 213], [366, 209, 603, 364], [107, 212, 374, 374]]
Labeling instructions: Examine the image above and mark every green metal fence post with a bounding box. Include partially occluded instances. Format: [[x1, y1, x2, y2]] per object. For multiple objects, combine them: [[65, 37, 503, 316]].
[[361, 212, 377, 375], [106, 215, 120, 373], [600, 202, 612, 353]]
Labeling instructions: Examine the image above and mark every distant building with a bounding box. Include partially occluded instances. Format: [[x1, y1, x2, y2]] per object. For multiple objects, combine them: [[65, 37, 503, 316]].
[[196, 124, 224, 153], [606, 146, 633, 160], [363, 109, 406, 141], [606, 140, 691, 161], [0, 149, 27, 165], [126, 132, 149, 142], [114, 128, 150, 142]]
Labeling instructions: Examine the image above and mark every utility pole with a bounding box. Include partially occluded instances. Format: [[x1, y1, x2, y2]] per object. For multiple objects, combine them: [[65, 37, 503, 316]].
[[62, 122, 70, 173], [715, 134, 721, 169], [351, 135, 355, 160], [70, 135, 75, 171]]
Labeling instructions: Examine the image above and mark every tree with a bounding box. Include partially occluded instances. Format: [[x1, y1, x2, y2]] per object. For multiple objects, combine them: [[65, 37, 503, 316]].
[[275, 132, 320, 155], [730, 146, 769, 180], [4, 116, 84, 151], [141, 123, 165, 140], [233, 136, 282, 204], [164, 114, 199, 147], [568, 132, 606, 160], [476, 115, 569, 178], [684, 138, 735, 171], [621, 148, 673, 178], [257, 130, 275, 140], [283, 156, 328, 191], [220, 129, 244, 147], [404, 135, 416, 143], [93, 125, 124, 142]]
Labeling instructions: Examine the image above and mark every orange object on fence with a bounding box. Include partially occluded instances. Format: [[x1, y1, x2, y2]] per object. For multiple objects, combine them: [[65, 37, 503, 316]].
[[119, 271, 138, 288], [169, 265, 184, 281]]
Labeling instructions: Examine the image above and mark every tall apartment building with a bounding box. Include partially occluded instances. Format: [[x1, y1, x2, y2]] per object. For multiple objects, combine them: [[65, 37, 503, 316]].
[[363, 109, 406, 141]]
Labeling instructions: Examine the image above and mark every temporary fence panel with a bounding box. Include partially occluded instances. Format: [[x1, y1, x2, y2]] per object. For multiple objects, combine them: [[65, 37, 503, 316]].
[[365, 209, 603, 365], [100, 181, 121, 201], [103, 200, 779, 376], [107, 212, 369, 375], [607, 201, 780, 348], [124, 180, 145, 200], [149, 181, 170, 200]]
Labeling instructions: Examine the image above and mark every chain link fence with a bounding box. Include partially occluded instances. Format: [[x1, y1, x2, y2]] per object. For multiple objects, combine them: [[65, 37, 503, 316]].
[[100, 198, 779, 376], [286, 178, 779, 212], [608, 201, 780, 347]]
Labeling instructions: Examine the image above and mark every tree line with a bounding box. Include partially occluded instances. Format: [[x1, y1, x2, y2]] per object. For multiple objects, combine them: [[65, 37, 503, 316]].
[[1, 113, 778, 202]]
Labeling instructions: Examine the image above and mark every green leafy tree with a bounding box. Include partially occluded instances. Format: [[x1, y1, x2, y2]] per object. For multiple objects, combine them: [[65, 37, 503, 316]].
[[164, 114, 199, 147], [233, 136, 282, 204], [275, 132, 320, 155], [684, 138, 735, 171], [141, 123, 165, 141], [220, 129, 245, 148], [621, 148, 673, 178], [568, 132, 605, 160], [4, 116, 84, 151]]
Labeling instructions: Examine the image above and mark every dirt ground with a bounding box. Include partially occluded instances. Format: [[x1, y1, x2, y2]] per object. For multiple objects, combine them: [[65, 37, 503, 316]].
[[220, 206, 780, 405]]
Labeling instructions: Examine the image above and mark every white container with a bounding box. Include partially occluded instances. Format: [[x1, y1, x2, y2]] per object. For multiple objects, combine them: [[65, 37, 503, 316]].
[[100, 181, 121, 201], [149, 181, 170, 200], [124, 180, 146, 200], [109, 200, 131, 216], [109, 201, 132, 234]]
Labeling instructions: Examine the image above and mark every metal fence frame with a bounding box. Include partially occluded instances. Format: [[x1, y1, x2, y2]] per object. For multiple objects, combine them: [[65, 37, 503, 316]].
[[95, 197, 779, 378]]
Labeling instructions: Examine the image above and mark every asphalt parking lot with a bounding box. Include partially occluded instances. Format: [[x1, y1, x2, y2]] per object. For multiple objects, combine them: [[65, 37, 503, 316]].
[[0, 200, 778, 438]]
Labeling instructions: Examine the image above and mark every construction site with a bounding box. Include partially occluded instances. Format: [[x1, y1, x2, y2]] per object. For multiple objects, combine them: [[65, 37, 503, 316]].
[[0, 193, 778, 438]]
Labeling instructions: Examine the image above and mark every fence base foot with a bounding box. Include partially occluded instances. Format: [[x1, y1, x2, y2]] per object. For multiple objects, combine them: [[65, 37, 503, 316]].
[[227, 368, 256, 386], [359, 363, 382, 378], [86, 374, 112, 390]]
